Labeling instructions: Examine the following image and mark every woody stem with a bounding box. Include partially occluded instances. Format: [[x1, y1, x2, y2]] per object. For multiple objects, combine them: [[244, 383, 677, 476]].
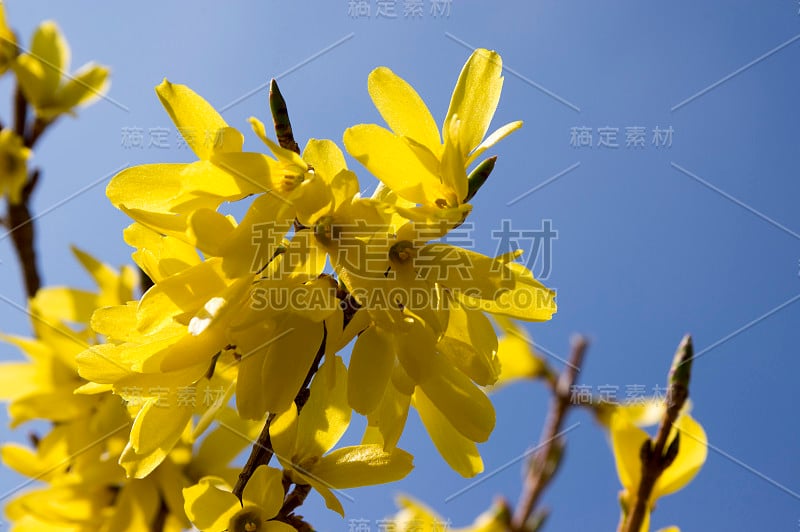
[[511, 336, 588, 531]]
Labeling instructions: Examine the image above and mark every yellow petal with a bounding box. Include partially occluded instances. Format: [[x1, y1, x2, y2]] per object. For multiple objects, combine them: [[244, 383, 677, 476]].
[[396, 322, 496, 442], [300, 477, 344, 516], [270, 403, 299, 461], [211, 151, 277, 195], [368, 66, 441, 153], [348, 325, 396, 415], [155, 79, 231, 160], [0, 363, 38, 401], [655, 414, 707, 498], [438, 302, 499, 387], [54, 63, 110, 112], [129, 396, 192, 457], [72, 246, 134, 305], [344, 124, 443, 206], [219, 193, 295, 278], [610, 415, 649, 492], [9, 390, 95, 427], [119, 442, 169, 479], [444, 49, 504, 157], [390, 495, 450, 532], [303, 138, 349, 182], [259, 316, 324, 414], [182, 477, 240, 532], [415, 388, 484, 477], [296, 355, 351, 459], [107, 161, 258, 215], [234, 325, 273, 421], [440, 117, 469, 202], [242, 465, 285, 518], [2, 437, 67, 480], [124, 223, 201, 282], [490, 318, 547, 388], [31, 287, 98, 324], [311, 444, 414, 489], [465, 120, 523, 168], [460, 262, 556, 322], [365, 378, 411, 451], [30, 21, 69, 98], [248, 116, 308, 170], [417, 244, 513, 300], [13, 54, 48, 108], [188, 208, 237, 257]]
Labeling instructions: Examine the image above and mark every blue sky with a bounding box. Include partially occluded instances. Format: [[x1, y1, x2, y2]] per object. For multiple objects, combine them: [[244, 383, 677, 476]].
[[1, 1, 799, 530]]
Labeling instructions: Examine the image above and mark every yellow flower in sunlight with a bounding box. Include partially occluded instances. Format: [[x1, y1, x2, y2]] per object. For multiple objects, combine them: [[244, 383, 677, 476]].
[[387, 495, 511, 532], [107, 80, 274, 232], [0, 1, 16, 75], [270, 356, 414, 515], [344, 48, 521, 208], [0, 129, 30, 204], [609, 400, 707, 532], [13, 21, 109, 119], [183, 465, 294, 532]]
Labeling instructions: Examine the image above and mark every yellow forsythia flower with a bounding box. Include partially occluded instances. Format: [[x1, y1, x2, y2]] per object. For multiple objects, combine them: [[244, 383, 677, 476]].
[[270, 356, 414, 515], [183, 465, 294, 532], [344, 48, 522, 208], [13, 21, 109, 119], [608, 400, 707, 531]]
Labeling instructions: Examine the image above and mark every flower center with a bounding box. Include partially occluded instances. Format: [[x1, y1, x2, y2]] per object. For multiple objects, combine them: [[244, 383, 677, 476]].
[[229, 506, 266, 532]]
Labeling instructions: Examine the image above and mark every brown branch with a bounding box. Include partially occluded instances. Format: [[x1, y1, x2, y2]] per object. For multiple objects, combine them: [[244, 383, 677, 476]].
[[277, 483, 311, 518], [620, 335, 693, 532], [25, 116, 53, 148], [232, 412, 277, 500], [511, 336, 589, 531], [13, 84, 26, 139], [6, 82, 53, 299], [7, 169, 42, 298]]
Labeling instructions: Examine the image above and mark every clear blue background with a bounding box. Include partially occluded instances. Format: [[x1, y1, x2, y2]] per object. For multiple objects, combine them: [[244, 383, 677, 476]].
[[1, 1, 798, 530]]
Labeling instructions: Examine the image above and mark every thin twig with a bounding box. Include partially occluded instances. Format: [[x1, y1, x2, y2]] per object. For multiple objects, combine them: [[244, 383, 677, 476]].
[[25, 116, 53, 148], [232, 412, 277, 500], [13, 84, 26, 139], [6, 83, 51, 298], [511, 336, 589, 531], [278, 483, 312, 518], [620, 335, 693, 532], [7, 169, 41, 298]]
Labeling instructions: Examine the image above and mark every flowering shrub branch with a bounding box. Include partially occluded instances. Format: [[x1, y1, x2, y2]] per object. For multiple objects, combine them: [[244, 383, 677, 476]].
[[0, 6, 707, 532]]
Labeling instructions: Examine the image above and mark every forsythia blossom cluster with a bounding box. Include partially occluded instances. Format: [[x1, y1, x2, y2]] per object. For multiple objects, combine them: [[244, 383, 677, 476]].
[[0, 22, 559, 529], [0, 5, 707, 530]]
